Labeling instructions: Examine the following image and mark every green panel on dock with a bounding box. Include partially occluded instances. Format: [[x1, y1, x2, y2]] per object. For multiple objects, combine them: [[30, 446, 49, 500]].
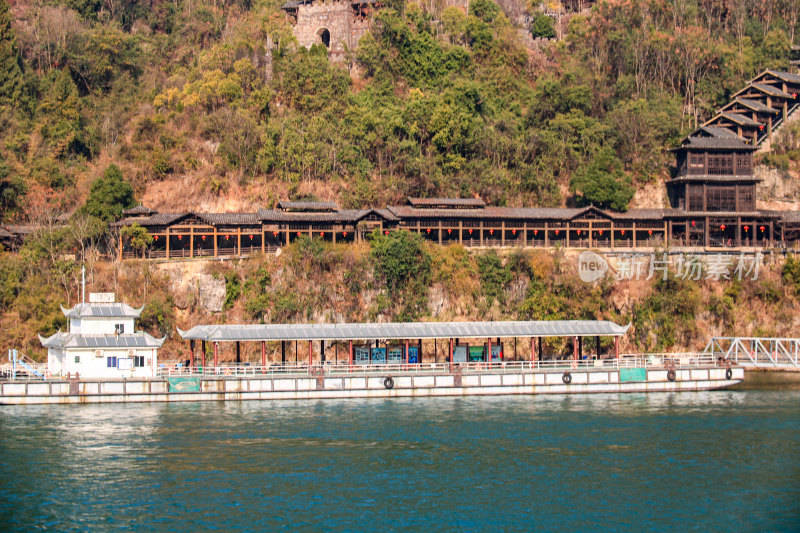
[[168, 377, 201, 392], [619, 368, 647, 382]]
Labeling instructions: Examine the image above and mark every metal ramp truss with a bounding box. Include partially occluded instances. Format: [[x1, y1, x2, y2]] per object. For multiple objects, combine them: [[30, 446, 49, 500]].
[[704, 337, 799, 368]]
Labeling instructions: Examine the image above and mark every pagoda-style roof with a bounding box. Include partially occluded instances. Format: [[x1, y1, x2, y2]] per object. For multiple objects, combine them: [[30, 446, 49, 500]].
[[723, 98, 780, 114], [717, 112, 762, 127], [60, 302, 144, 319]]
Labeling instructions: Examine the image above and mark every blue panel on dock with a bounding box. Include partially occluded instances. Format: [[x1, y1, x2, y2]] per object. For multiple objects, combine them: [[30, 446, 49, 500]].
[[619, 368, 647, 382]]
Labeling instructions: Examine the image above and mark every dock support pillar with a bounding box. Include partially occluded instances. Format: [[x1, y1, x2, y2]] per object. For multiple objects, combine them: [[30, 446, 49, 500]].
[[281, 341, 286, 363], [308, 340, 313, 367], [202, 341, 206, 367], [596, 336, 600, 359], [538, 337, 543, 362], [236, 341, 241, 364], [189, 340, 195, 369], [321, 341, 325, 364], [213, 342, 218, 367], [261, 341, 266, 371], [573, 337, 578, 361]]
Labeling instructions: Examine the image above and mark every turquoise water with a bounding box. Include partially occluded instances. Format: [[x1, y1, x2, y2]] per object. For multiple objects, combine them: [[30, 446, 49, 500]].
[[0, 392, 799, 532]]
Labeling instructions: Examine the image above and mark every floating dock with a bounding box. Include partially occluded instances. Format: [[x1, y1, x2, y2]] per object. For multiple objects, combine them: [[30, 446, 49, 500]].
[[0, 360, 743, 405]]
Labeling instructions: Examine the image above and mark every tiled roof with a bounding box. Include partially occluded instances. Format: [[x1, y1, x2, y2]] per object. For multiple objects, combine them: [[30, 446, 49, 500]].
[[698, 126, 742, 139], [718, 112, 762, 127], [727, 98, 780, 114], [277, 201, 338, 212], [751, 83, 793, 98], [257, 208, 372, 223], [196, 213, 259, 226], [677, 136, 755, 150], [386, 205, 614, 220], [763, 69, 800, 85], [407, 197, 486, 208], [123, 205, 157, 216], [667, 175, 761, 184]]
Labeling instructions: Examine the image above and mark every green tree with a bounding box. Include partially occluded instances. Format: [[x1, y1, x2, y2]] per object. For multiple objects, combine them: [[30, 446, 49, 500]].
[[120, 223, 154, 257], [569, 147, 635, 211], [530, 12, 556, 39], [370, 230, 431, 297], [0, 0, 23, 106], [83, 164, 135, 221]]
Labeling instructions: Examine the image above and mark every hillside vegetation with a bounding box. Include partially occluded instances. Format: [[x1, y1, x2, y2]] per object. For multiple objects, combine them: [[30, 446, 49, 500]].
[[3, 0, 800, 359], [1, 0, 798, 221]]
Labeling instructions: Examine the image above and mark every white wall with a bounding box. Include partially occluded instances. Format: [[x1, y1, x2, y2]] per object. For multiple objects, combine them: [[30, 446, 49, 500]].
[[70, 317, 135, 335], [58, 348, 156, 378]]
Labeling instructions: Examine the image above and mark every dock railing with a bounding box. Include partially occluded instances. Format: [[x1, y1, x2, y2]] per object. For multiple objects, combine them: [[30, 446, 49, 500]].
[[154, 352, 722, 378]]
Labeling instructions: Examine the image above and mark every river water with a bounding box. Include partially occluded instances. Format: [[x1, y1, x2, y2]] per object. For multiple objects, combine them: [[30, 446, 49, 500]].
[[1, 391, 798, 532]]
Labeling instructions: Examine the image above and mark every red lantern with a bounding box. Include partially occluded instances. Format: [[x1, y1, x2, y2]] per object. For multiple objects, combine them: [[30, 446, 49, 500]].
[[343, 232, 347, 237], [759, 125, 764, 130], [154, 235, 159, 241], [249, 234, 254, 239], [469, 229, 473, 234], [297, 232, 301, 236], [720, 224, 726, 231], [555, 230, 560, 235], [490, 229, 494, 235], [648, 230, 652, 235], [577, 230, 581, 235], [320, 232, 324, 236], [691, 220, 696, 227], [427, 228, 431, 234], [202, 235, 206, 241], [794, 93, 798, 98], [744, 226, 749, 232], [178, 235, 182, 240], [760, 225, 766, 232], [273, 232, 278, 236], [512, 229, 516, 235], [621, 230, 625, 235], [384, 231, 389, 235], [598, 230, 603, 235], [447, 229, 452, 234], [533, 230, 538, 235], [226, 235, 229, 240]]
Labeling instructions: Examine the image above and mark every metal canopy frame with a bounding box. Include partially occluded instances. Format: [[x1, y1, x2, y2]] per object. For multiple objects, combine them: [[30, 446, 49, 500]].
[[704, 336, 800, 367], [177, 320, 630, 343]]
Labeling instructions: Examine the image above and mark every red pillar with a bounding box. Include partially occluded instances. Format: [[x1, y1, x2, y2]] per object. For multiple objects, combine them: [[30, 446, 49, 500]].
[[449, 338, 453, 371], [213, 342, 219, 367], [349, 340, 353, 369], [615, 337, 620, 359], [308, 340, 313, 367], [531, 337, 535, 362], [405, 339, 409, 367], [487, 337, 492, 367], [573, 337, 578, 361], [261, 341, 266, 371]]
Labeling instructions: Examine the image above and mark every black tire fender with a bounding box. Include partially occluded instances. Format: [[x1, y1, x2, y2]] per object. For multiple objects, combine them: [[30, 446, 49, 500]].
[[384, 377, 395, 389], [667, 369, 677, 382], [725, 368, 733, 380], [562, 372, 572, 384]]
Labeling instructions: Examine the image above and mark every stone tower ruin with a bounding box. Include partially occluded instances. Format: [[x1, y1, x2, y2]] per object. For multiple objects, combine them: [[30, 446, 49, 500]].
[[281, 0, 377, 60]]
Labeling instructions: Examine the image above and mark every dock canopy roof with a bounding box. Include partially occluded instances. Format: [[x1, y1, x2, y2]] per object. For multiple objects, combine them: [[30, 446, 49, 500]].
[[177, 320, 630, 342]]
